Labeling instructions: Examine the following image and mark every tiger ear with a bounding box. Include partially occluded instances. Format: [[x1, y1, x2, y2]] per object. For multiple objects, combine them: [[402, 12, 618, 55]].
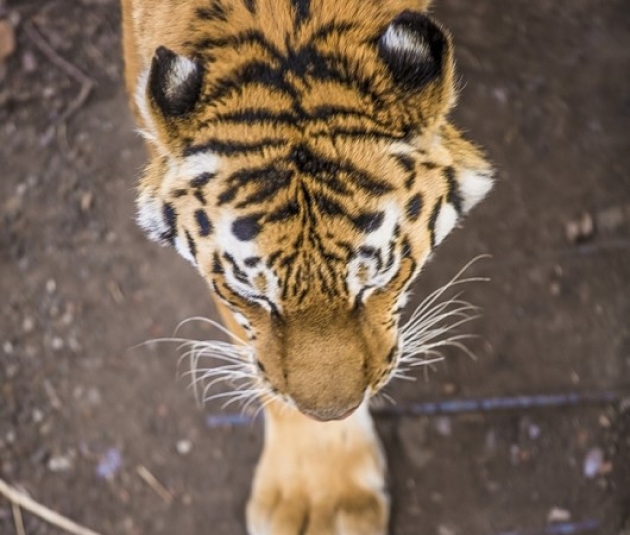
[[378, 12, 454, 126], [148, 47, 203, 117]]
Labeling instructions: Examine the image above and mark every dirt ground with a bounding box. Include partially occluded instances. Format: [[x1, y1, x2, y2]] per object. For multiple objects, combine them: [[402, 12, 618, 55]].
[[1, 0, 629, 534]]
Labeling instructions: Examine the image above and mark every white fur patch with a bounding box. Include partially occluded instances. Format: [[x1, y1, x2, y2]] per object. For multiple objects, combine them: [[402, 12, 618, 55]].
[[174, 235, 196, 266], [136, 191, 168, 244], [382, 25, 431, 59], [160, 152, 220, 193], [458, 169, 494, 213], [134, 69, 163, 150], [434, 202, 458, 246], [168, 56, 198, 94]]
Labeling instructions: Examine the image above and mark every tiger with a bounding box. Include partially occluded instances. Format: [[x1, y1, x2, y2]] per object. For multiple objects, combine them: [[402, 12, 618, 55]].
[[121, 0, 493, 533]]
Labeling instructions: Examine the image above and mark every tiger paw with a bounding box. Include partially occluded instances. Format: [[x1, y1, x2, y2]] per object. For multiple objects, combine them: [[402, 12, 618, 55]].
[[246, 402, 389, 535]]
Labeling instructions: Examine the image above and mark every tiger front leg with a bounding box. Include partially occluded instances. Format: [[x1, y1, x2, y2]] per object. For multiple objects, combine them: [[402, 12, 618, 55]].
[[247, 399, 389, 535]]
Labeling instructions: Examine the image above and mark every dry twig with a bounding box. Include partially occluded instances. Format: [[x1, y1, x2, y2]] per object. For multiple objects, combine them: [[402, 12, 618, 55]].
[[12, 502, 25, 535], [0, 478, 102, 535], [136, 465, 173, 504]]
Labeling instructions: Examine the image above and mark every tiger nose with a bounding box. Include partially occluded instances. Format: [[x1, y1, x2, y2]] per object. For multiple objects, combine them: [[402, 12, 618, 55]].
[[298, 402, 362, 422], [286, 368, 367, 422]]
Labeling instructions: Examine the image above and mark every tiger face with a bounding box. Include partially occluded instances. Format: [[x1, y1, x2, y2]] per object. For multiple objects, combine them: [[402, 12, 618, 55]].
[[134, 3, 492, 421]]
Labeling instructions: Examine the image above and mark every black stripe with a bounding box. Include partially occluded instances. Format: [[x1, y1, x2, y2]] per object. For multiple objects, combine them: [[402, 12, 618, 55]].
[[314, 193, 345, 217], [220, 164, 289, 206], [203, 61, 298, 105], [267, 201, 300, 223], [193, 189, 207, 205], [194, 30, 283, 61], [328, 127, 402, 141], [405, 193, 423, 221], [223, 252, 250, 284], [292, 144, 392, 196], [161, 203, 177, 244], [235, 169, 294, 208], [172, 188, 188, 197], [190, 172, 216, 188], [185, 230, 197, 260], [214, 109, 297, 125], [212, 253, 224, 274], [195, 209, 213, 236], [444, 166, 463, 214], [291, 0, 310, 25], [289, 145, 350, 195], [404, 173, 415, 189], [428, 197, 443, 249], [307, 105, 386, 126], [351, 168, 394, 196], [421, 161, 439, 170], [267, 250, 282, 266], [185, 137, 285, 157], [395, 154, 415, 173], [351, 211, 385, 233], [196, 1, 229, 22], [244, 256, 260, 267], [305, 51, 384, 106], [401, 237, 412, 258], [242, 0, 256, 14], [310, 21, 357, 42]]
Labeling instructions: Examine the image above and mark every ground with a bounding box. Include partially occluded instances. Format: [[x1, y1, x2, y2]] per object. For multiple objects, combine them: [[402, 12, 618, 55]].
[[1, 0, 629, 534]]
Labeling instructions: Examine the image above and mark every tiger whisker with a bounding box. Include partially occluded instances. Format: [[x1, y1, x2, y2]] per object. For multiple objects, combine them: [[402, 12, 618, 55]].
[[174, 316, 247, 344]]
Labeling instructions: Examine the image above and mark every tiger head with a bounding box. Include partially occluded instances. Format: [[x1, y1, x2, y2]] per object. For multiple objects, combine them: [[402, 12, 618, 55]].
[[134, 2, 493, 421]]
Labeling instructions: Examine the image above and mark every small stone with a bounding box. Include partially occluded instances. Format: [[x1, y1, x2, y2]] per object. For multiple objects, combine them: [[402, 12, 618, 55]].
[[22, 316, 35, 333], [583, 447, 604, 478], [565, 213, 594, 243], [598, 414, 611, 428], [548, 507, 571, 523], [434, 417, 452, 437], [549, 281, 561, 296], [80, 192, 94, 212], [176, 440, 193, 455], [492, 87, 508, 104], [528, 423, 541, 440], [2, 341, 14, 355], [437, 525, 457, 535], [51, 337, 64, 351], [32, 409, 44, 424], [48, 455, 73, 472], [443, 382, 457, 395], [21, 50, 37, 73], [46, 279, 57, 294]]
